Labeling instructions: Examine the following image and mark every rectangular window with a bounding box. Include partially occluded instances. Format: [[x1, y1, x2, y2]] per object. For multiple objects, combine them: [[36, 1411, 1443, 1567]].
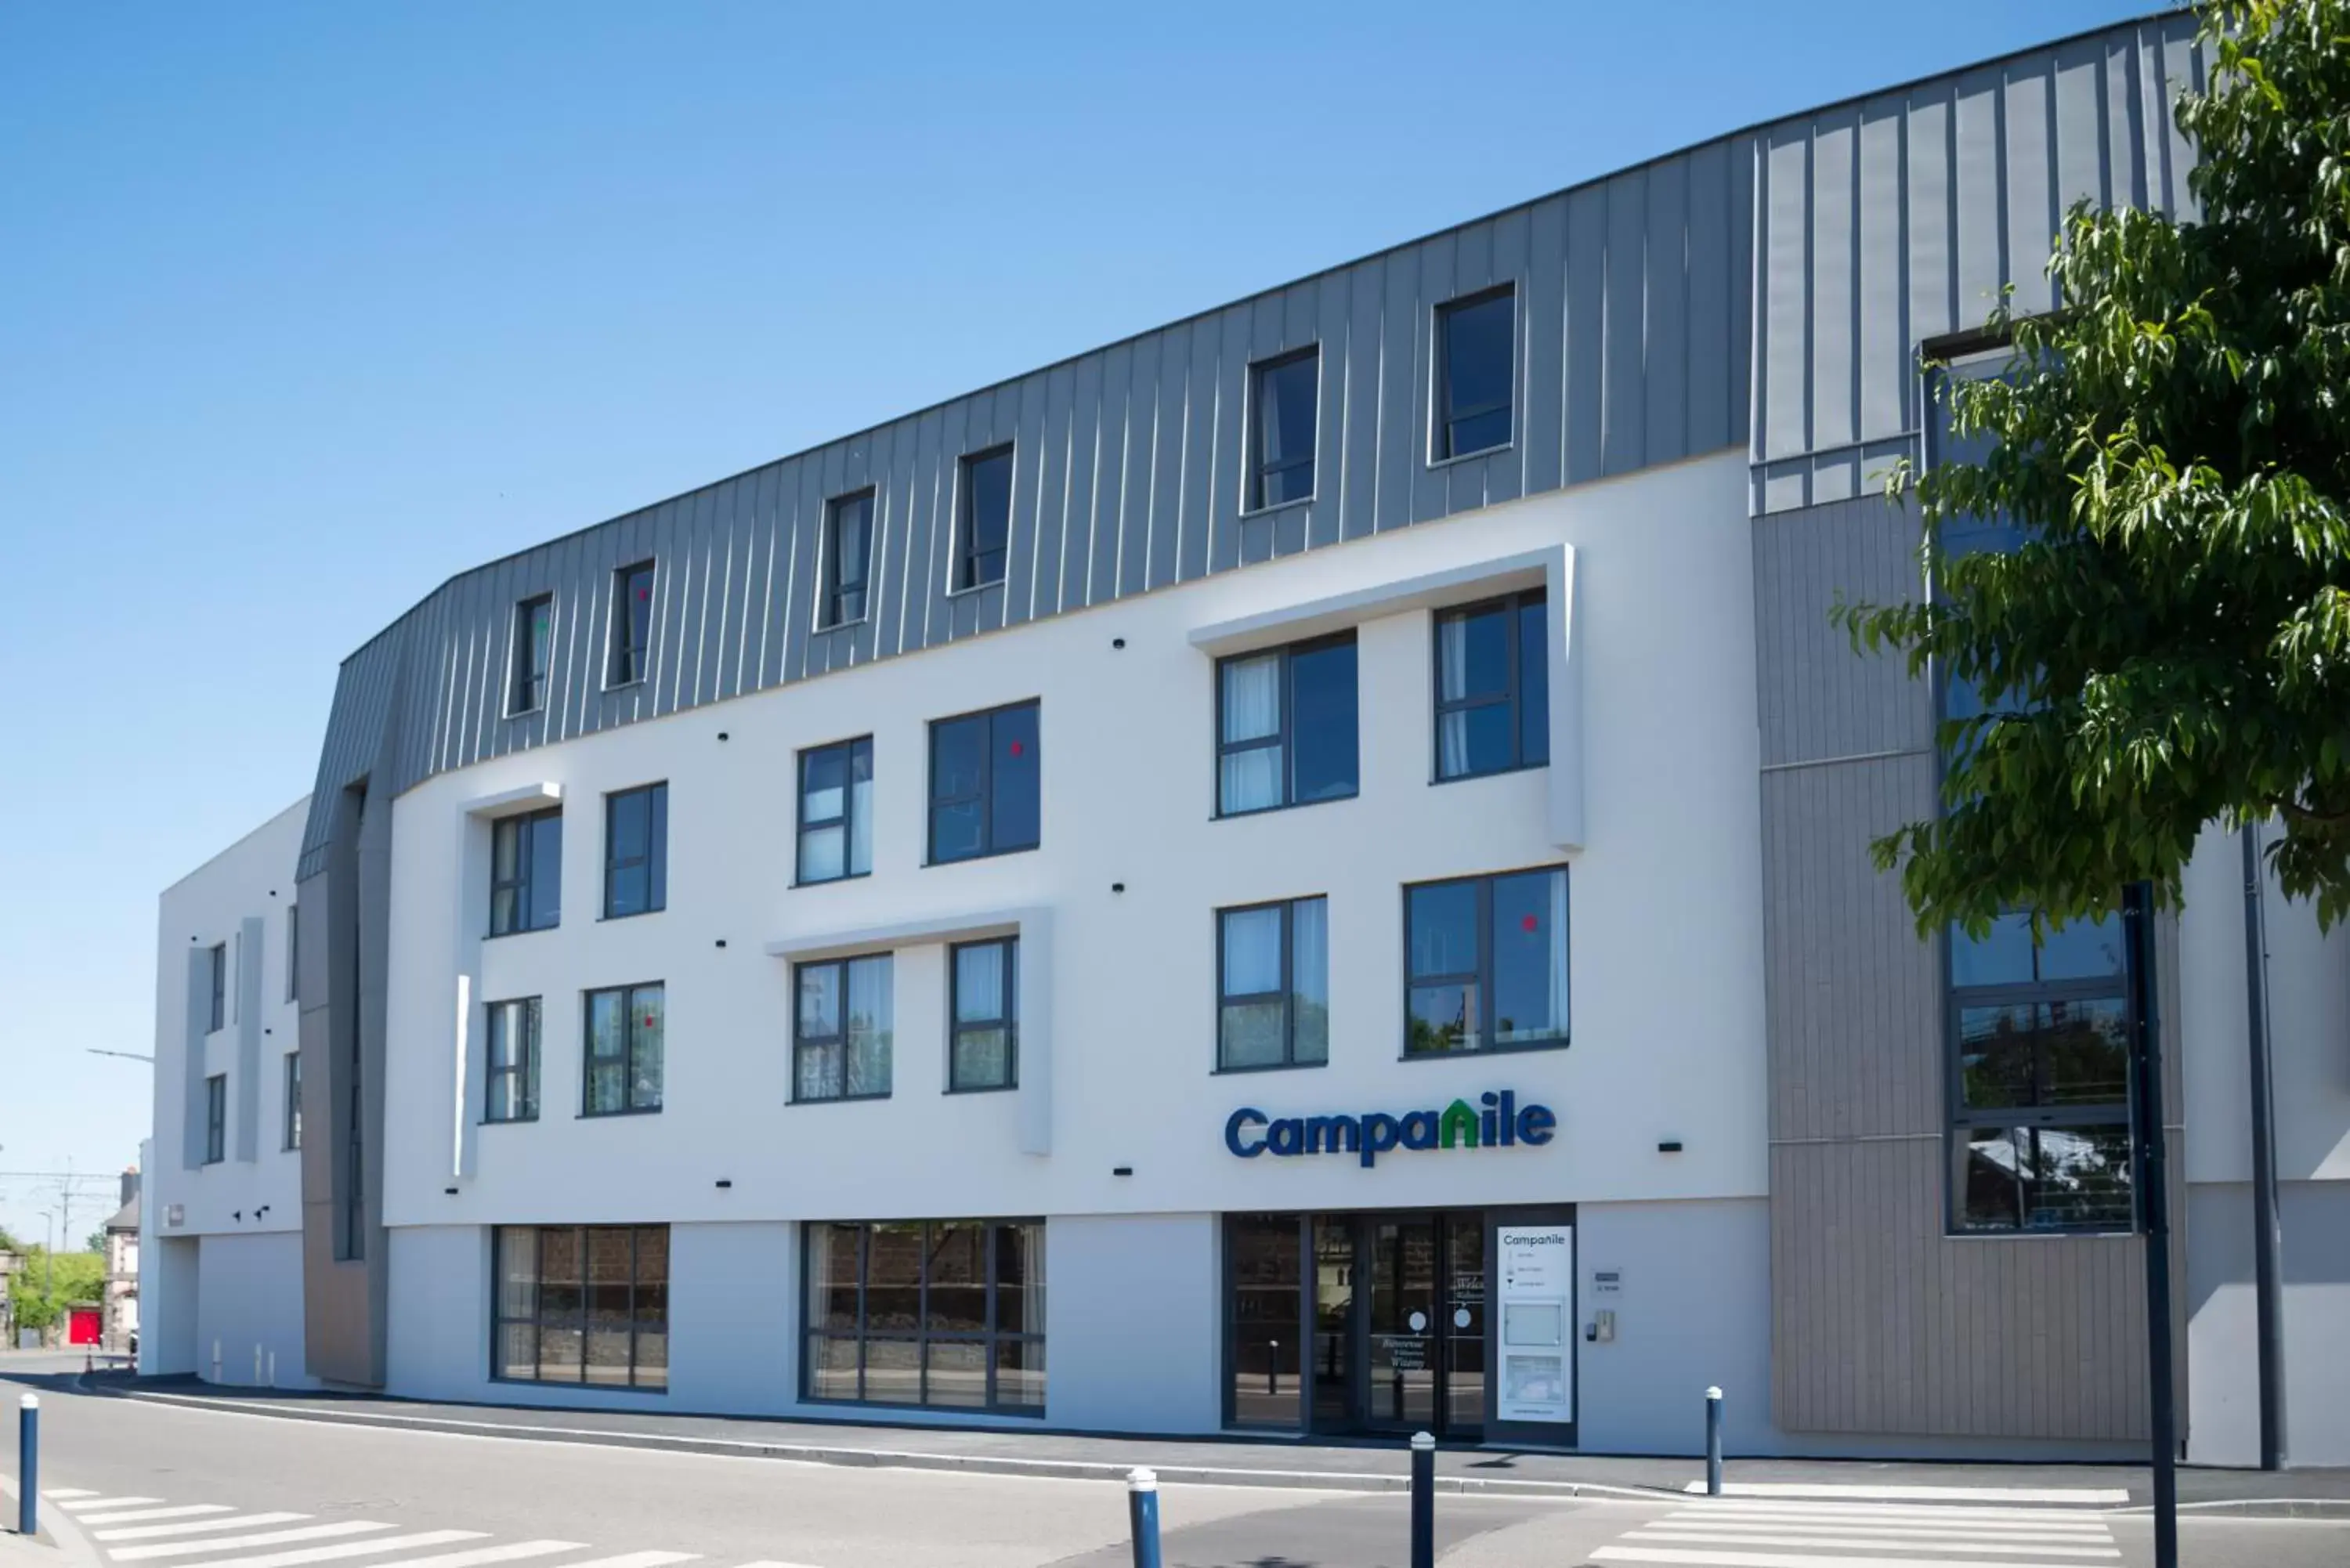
[[603, 783, 668, 919], [486, 997, 542, 1123], [208, 943, 227, 1033], [794, 954, 893, 1103], [609, 560, 655, 686], [797, 738, 873, 884], [204, 1074, 226, 1164], [584, 983, 663, 1115], [802, 1219, 1044, 1414], [283, 1053, 302, 1151], [1405, 865, 1569, 1057], [1434, 590, 1548, 781], [1218, 897, 1329, 1071], [928, 700, 1040, 863], [823, 491, 874, 627], [490, 807, 562, 936], [285, 904, 299, 1002], [493, 1224, 668, 1391], [949, 938, 1017, 1092], [957, 446, 1014, 590], [510, 593, 552, 714], [1434, 284, 1514, 460], [1217, 633, 1358, 815], [1246, 348, 1318, 510]]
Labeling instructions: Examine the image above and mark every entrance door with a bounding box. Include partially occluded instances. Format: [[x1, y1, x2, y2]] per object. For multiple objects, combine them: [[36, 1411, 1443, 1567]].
[[1366, 1216, 1440, 1429], [1310, 1216, 1359, 1429]]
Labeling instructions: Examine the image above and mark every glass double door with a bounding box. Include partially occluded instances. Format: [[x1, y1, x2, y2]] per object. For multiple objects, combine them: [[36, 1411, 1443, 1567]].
[[1313, 1211, 1485, 1438]]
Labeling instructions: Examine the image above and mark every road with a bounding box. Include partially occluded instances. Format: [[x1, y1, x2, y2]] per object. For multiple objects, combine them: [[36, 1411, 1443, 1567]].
[[1, 1365, 2341, 1568]]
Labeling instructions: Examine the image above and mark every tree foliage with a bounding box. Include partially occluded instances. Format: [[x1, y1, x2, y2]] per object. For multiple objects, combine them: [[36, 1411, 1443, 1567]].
[[7, 1249, 104, 1332], [1844, 0, 2350, 934]]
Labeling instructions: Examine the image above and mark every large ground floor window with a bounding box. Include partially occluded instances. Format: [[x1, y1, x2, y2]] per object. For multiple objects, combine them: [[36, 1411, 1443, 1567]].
[[494, 1225, 668, 1390], [803, 1219, 1043, 1414]]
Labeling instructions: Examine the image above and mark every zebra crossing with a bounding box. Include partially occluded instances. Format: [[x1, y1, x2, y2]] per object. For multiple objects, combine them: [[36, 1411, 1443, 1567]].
[[1595, 1496, 2124, 1568], [39, 1490, 823, 1568]]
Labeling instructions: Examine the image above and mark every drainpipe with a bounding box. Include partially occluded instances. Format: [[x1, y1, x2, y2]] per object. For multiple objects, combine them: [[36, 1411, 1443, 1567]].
[[2240, 823, 2287, 1470]]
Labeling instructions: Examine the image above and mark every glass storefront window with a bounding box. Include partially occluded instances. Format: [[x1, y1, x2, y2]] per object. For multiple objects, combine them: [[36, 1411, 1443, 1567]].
[[492, 1225, 667, 1391], [801, 1218, 1044, 1414]]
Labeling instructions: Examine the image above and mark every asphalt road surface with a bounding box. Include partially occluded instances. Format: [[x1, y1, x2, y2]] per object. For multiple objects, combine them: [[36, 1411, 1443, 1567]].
[[2, 1366, 2341, 1568]]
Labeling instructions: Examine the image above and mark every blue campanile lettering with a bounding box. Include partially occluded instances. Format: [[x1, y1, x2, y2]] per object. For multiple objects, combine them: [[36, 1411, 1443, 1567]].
[[1225, 1107, 1269, 1157], [1225, 1093, 1554, 1167]]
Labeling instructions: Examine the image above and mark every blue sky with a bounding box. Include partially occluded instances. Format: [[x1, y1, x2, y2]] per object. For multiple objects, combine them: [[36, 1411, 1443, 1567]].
[[0, 0, 2159, 1248]]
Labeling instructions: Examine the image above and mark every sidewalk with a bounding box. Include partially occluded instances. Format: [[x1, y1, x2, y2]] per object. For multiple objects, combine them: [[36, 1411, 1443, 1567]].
[[63, 1371, 2350, 1515]]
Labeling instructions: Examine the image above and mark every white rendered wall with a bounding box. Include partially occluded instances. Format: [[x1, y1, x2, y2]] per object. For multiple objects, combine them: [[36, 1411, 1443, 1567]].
[[378, 451, 1763, 1256], [1044, 1212, 1222, 1434], [149, 797, 310, 1384], [2177, 819, 2350, 1465], [193, 1231, 314, 1389]]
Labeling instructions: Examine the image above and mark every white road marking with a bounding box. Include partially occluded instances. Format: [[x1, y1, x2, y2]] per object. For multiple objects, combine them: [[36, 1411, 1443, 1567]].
[[725, 1560, 829, 1568], [329, 1543, 583, 1568], [1627, 1528, 2120, 1558], [44, 1490, 103, 1499], [1600, 1548, 2116, 1568], [110, 1522, 401, 1561], [79, 1507, 240, 1526], [61, 1498, 169, 1512], [1679, 1483, 2130, 1505], [1673, 1508, 2110, 1530], [553, 1555, 703, 1568], [130, 1532, 490, 1568], [96, 1516, 313, 1543]]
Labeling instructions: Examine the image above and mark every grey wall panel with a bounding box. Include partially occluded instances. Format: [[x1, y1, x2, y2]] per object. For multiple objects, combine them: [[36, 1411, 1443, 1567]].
[[1856, 99, 1906, 443], [1752, 493, 1935, 769], [1727, 134, 1755, 453], [1810, 109, 1857, 455], [2005, 54, 2057, 319], [1600, 169, 1647, 476], [1563, 182, 1605, 486], [1686, 143, 1730, 457], [1643, 155, 1690, 469]]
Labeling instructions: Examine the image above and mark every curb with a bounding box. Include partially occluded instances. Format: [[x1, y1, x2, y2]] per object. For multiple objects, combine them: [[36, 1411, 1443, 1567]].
[[0, 1478, 102, 1568], [96, 1383, 1672, 1501]]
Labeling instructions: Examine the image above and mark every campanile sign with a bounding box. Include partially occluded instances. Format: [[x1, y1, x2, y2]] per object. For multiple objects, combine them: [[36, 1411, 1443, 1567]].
[[1224, 1089, 1556, 1168]]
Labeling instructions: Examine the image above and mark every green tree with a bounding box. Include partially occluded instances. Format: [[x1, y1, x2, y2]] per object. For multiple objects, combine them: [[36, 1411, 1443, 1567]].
[[1844, 0, 2350, 932], [7, 1249, 105, 1333]]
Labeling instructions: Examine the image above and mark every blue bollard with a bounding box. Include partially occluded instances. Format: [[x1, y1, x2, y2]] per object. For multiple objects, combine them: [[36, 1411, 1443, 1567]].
[[18, 1393, 38, 1539], [1126, 1466, 1162, 1568], [1705, 1386, 1724, 1497], [1410, 1430, 1434, 1568]]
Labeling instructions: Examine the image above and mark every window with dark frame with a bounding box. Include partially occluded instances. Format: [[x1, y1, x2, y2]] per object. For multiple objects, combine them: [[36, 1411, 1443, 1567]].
[[283, 1052, 302, 1151], [823, 491, 874, 627], [208, 942, 227, 1033], [803, 1219, 1044, 1414], [609, 560, 655, 686], [928, 700, 1040, 864], [1405, 865, 1569, 1057], [797, 738, 873, 884], [1434, 590, 1548, 782], [603, 782, 668, 919], [584, 983, 663, 1115], [1217, 634, 1358, 816], [794, 953, 893, 1103], [1925, 352, 2138, 1236], [490, 807, 562, 936], [286, 904, 299, 1002], [1217, 897, 1329, 1071], [957, 446, 1014, 590], [1434, 284, 1514, 460], [1246, 348, 1318, 511], [493, 1224, 668, 1390], [486, 997, 541, 1123], [949, 938, 1017, 1092], [511, 593, 553, 714], [204, 1074, 226, 1164]]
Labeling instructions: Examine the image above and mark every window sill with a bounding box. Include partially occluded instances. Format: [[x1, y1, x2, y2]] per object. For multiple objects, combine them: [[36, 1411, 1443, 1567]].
[[945, 1081, 1018, 1096], [484, 924, 561, 942], [1432, 759, 1549, 787], [604, 677, 646, 693], [792, 1091, 895, 1107], [503, 705, 544, 721], [1429, 439, 1513, 470], [490, 1375, 668, 1396], [1238, 493, 1315, 522], [1213, 790, 1358, 823], [794, 870, 873, 891], [945, 578, 1005, 601], [1213, 1059, 1329, 1075], [480, 1115, 540, 1127], [799, 1393, 1043, 1419], [579, 1105, 665, 1119], [926, 843, 1040, 868], [815, 614, 870, 634], [1944, 1227, 2139, 1241], [1399, 1036, 1569, 1062], [597, 909, 667, 924]]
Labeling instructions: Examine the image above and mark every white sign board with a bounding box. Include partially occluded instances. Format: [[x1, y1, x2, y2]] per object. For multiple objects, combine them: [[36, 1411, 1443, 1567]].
[[1496, 1224, 1573, 1423]]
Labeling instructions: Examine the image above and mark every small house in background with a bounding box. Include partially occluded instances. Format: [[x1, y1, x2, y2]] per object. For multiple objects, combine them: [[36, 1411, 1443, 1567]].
[[103, 1167, 140, 1353]]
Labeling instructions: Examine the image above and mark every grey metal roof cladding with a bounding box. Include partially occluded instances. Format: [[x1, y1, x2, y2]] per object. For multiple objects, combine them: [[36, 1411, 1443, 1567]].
[[297, 9, 2204, 880]]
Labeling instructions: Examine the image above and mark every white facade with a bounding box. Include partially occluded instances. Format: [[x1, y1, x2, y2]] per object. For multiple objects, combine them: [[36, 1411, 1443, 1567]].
[[145, 797, 316, 1389]]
